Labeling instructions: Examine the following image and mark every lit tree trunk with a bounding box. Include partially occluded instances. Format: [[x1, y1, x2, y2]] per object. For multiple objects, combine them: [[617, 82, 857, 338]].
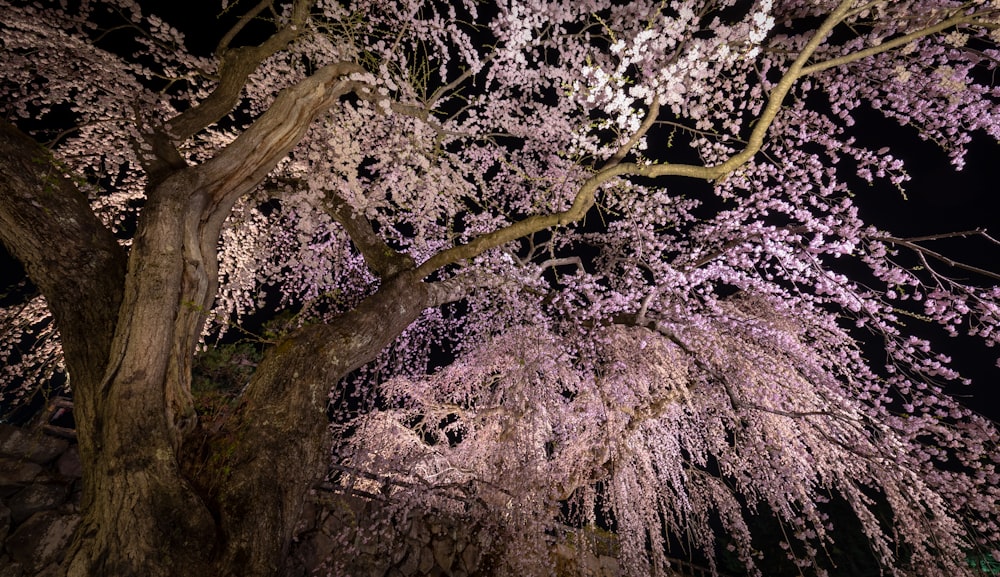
[[63, 259, 427, 577], [0, 54, 424, 574], [208, 276, 428, 575], [62, 167, 222, 576]]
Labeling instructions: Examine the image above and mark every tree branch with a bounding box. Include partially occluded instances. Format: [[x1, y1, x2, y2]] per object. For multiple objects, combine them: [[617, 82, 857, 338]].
[[800, 11, 994, 77], [413, 0, 857, 279], [167, 0, 317, 142], [424, 273, 507, 307], [601, 97, 660, 169], [871, 232, 1000, 282], [197, 61, 364, 221], [217, 0, 276, 55], [0, 121, 126, 390], [323, 192, 416, 279], [413, 169, 604, 278], [621, 0, 857, 181], [411, 1, 989, 283], [212, 272, 431, 572]]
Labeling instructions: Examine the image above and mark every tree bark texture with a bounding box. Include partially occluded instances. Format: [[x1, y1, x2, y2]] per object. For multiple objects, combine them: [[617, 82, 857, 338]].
[[0, 63, 425, 575]]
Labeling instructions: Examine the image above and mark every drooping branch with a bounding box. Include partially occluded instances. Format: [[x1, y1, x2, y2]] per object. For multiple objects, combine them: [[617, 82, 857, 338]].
[[615, 313, 745, 412], [871, 230, 1000, 283]]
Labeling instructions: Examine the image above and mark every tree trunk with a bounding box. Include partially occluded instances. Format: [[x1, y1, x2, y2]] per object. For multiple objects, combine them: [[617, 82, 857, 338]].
[[1, 60, 415, 575], [61, 165, 225, 576], [60, 260, 429, 576], [207, 275, 429, 576]]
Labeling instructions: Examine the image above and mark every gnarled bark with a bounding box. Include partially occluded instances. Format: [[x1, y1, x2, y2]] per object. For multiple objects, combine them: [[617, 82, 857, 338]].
[[206, 274, 429, 576], [1, 55, 427, 575], [0, 120, 125, 396]]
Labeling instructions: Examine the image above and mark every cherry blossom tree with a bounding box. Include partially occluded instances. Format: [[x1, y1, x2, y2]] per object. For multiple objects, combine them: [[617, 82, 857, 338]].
[[1, 0, 999, 576]]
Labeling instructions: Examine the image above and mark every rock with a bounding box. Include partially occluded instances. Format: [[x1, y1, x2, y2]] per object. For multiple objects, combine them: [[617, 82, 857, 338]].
[[0, 458, 44, 497], [599, 555, 621, 576], [460, 543, 481, 573], [398, 548, 420, 575], [0, 554, 25, 577], [408, 516, 431, 545], [432, 538, 455, 572], [55, 446, 82, 478], [0, 425, 68, 464], [417, 546, 435, 574], [5, 510, 80, 573], [391, 538, 409, 565], [285, 532, 320, 577], [0, 501, 10, 542], [322, 509, 356, 543], [357, 534, 380, 555], [7, 483, 70, 524]]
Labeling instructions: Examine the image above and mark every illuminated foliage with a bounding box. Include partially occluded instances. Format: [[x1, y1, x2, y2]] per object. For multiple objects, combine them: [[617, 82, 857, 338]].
[[0, 1, 998, 576]]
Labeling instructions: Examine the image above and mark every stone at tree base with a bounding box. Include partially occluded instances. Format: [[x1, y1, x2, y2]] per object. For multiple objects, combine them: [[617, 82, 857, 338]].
[[0, 425, 68, 464], [5, 510, 80, 573], [417, 545, 435, 573], [459, 543, 480, 574], [55, 446, 82, 479], [399, 547, 420, 575], [390, 537, 409, 565], [284, 531, 321, 577], [7, 483, 70, 524], [432, 538, 455, 572], [409, 515, 431, 545], [0, 458, 43, 497], [0, 501, 10, 542]]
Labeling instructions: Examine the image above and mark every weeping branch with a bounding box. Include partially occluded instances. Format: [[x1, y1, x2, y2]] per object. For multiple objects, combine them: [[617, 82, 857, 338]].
[[871, 230, 1000, 283]]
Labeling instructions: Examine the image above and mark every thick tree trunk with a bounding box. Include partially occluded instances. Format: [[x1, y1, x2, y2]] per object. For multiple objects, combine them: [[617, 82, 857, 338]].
[[61, 166, 224, 576], [1, 121, 217, 576], [207, 275, 429, 576], [1, 58, 411, 576], [61, 265, 428, 577]]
